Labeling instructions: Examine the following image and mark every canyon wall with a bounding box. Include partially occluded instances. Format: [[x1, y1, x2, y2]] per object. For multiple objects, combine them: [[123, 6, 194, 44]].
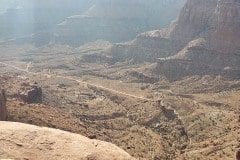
[[108, 0, 240, 80], [0, 0, 186, 46]]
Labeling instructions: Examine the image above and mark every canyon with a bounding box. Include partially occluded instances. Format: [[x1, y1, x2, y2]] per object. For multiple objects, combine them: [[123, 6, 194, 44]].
[[0, 0, 185, 46], [0, 0, 240, 159], [107, 0, 240, 80]]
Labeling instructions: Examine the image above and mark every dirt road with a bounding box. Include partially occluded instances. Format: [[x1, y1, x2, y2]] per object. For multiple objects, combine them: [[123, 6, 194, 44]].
[[0, 62, 154, 102]]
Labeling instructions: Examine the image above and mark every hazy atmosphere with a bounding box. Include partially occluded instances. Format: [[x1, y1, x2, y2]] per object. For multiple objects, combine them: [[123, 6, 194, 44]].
[[0, 0, 239, 160], [0, 0, 185, 46]]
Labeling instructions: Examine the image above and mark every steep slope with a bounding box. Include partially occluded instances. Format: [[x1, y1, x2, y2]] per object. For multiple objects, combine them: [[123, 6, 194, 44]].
[[166, 0, 240, 54], [0, 0, 186, 46], [0, 0, 94, 45], [156, 0, 240, 80], [54, 0, 186, 46], [0, 121, 135, 160], [108, 0, 240, 80]]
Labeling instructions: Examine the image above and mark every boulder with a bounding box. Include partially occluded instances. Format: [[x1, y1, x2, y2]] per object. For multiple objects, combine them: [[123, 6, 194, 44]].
[[19, 84, 42, 103], [0, 121, 135, 160]]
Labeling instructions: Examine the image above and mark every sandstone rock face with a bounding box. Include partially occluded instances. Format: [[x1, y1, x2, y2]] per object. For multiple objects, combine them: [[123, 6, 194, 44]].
[[167, 0, 240, 53], [209, 0, 240, 53], [108, 0, 240, 80], [0, 89, 7, 121], [145, 0, 240, 54], [0, 122, 135, 160], [166, 0, 240, 78], [166, 0, 218, 44]]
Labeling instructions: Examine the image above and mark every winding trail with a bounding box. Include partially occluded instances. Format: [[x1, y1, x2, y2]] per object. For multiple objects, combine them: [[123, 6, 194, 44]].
[[0, 62, 154, 102]]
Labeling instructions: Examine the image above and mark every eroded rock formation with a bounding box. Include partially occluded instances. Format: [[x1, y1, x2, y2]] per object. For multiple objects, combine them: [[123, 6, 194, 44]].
[[19, 84, 42, 103], [108, 0, 240, 80]]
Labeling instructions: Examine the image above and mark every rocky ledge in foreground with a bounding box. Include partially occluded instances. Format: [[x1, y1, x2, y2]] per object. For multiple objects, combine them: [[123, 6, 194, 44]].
[[0, 122, 135, 160]]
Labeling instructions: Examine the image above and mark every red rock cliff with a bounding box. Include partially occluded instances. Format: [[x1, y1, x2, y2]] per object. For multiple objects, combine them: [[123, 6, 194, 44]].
[[108, 0, 240, 79], [168, 0, 240, 53]]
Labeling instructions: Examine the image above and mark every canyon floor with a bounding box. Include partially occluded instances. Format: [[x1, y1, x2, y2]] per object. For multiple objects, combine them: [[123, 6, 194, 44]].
[[0, 43, 239, 160]]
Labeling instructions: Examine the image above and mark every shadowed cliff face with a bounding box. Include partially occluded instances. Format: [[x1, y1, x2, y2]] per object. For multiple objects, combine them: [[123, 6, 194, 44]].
[[53, 0, 186, 46], [0, 0, 95, 45], [0, 0, 186, 46], [0, 89, 7, 121], [85, 0, 186, 20]]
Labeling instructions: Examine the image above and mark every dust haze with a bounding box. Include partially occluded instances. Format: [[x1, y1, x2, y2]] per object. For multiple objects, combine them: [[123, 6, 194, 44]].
[[0, 0, 239, 160]]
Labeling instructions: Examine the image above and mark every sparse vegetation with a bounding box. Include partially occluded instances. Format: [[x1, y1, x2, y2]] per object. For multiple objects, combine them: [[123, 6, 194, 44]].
[[0, 0, 240, 159]]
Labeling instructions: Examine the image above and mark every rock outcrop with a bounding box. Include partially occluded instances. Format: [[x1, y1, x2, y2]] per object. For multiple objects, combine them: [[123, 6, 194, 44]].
[[158, 0, 240, 80], [0, 121, 135, 160], [19, 84, 42, 103], [2, 75, 43, 103], [0, 89, 7, 121], [166, 0, 240, 54], [108, 0, 240, 80]]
